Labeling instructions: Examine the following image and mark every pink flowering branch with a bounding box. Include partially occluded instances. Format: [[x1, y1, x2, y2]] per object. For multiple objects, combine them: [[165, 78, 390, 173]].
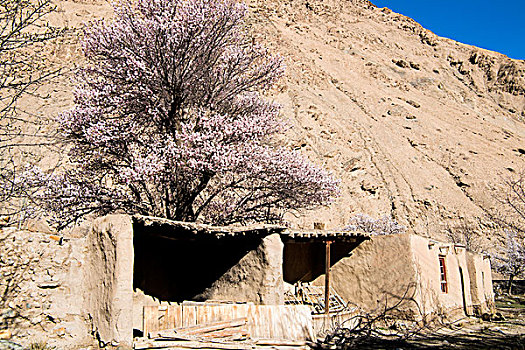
[[28, 0, 339, 227], [344, 214, 405, 236]]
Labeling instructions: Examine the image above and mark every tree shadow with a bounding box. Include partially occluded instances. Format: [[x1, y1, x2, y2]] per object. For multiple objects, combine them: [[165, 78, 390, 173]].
[[341, 331, 525, 349], [314, 284, 525, 350], [316, 322, 525, 350]]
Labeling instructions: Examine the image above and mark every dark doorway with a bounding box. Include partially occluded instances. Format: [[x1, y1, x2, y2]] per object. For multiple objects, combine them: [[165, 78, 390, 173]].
[[459, 267, 468, 315]]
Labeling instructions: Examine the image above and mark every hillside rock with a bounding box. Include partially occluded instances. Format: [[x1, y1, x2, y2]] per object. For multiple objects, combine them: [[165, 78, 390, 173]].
[[244, 0, 525, 238]]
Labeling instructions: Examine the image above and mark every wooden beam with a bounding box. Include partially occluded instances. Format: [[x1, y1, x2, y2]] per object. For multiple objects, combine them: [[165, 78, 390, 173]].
[[325, 241, 332, 315], [165, 318, 247, 336]]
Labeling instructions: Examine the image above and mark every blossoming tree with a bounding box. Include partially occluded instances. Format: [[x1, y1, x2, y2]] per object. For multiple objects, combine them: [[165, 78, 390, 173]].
[[491, 230, 525, 295], [34, 0, 338, 227], [343, 214, 405, 235], [343, 213, 406, 236]]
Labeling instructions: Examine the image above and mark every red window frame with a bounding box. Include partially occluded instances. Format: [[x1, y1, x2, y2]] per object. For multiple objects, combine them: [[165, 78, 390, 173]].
[[439, 256, 448, 293]]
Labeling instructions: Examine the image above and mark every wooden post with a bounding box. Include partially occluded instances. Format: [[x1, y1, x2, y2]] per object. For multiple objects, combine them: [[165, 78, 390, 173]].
[[324, 241, 332, 315]]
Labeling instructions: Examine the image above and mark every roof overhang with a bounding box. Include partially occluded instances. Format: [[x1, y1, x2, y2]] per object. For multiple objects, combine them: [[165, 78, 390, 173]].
[[280, 229, 370, 243], [133, 216, 370, 244], [133, 215, 287, 240]]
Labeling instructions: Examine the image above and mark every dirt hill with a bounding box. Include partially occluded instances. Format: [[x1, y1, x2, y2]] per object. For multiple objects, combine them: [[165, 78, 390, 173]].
[[24, 0, 525, 239]]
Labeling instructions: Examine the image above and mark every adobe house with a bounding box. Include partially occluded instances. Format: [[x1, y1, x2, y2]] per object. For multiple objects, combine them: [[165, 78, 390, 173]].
[[84, 214, 370, 346], [83, 215, 495, 346], [308, 233, 495, 320]]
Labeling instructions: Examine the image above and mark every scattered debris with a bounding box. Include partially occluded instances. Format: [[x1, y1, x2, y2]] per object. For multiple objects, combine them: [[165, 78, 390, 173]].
[[136, 317, 308, 349], [285, 284, 346, 314]]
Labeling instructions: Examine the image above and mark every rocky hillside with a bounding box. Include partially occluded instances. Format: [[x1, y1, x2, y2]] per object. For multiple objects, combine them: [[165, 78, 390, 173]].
[[23, 0, 525, 239], [246, 0, 525, 236]]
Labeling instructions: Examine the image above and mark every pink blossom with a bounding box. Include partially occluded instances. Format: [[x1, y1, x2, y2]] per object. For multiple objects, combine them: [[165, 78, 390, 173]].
[[32, 0, 338, 227]]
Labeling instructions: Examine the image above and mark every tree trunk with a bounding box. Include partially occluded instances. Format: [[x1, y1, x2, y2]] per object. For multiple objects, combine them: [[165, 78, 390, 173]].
[[174, 173, 212, 222], [164, 187, 171, 220], [507, 275, 514, 295]]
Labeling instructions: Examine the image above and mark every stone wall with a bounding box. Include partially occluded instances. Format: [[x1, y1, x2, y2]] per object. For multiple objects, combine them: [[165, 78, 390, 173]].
[[0, 221, 93, 349]]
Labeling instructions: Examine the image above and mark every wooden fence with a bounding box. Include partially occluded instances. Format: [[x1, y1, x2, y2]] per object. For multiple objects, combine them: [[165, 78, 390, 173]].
[[143, 303, 315, 341]]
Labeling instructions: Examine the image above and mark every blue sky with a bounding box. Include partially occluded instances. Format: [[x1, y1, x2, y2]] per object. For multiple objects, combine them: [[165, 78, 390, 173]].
[[372, 1, 525, 60]]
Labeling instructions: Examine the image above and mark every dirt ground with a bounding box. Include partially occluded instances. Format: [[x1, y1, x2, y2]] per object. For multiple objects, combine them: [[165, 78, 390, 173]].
[[401, 309, 525, 350], [320, 295, 525, 349]]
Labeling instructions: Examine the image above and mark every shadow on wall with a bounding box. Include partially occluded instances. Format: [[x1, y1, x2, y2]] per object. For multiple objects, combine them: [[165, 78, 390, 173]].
[[133, 225, 261, 302], [361, 282, 460, 321], [283, 241, 360, 283], [376, 283, 422, 319]]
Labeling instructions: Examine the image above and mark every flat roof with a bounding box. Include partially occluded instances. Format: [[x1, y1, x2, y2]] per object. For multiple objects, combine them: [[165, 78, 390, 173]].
[[134, 216, 370, 242], [281, 229, 370, 242], [133, 216, 286, 239]]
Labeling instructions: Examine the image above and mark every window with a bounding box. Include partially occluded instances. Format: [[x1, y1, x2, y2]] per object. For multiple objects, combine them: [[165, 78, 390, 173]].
[[439, 256, 448, 293]]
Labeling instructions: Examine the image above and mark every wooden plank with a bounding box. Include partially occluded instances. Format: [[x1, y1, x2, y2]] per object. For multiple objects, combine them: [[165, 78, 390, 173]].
[[167, 304, 183, 329], [199, 328, 249, 339], [255, 346, 309, 349], [266, 306, 275, 339], [278, 306, 294, 340], [151, 332, 198, 342], [197, 304, 229, 325], [166, 318, 247, 336], [231, 303, 251, 320], [195, 305, 209, 325], [155, 318, 247, 337], [256, 339, 307, 346], [134, 339, 254, 350], [158, 306, 170, 332], [182, 305, 197, 327], [144, 304, 314, 342], [144, 305, 181, 337], [245, 304, 260, 339], [325, 241, 332, 315], [144, 306, 159, 338]]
